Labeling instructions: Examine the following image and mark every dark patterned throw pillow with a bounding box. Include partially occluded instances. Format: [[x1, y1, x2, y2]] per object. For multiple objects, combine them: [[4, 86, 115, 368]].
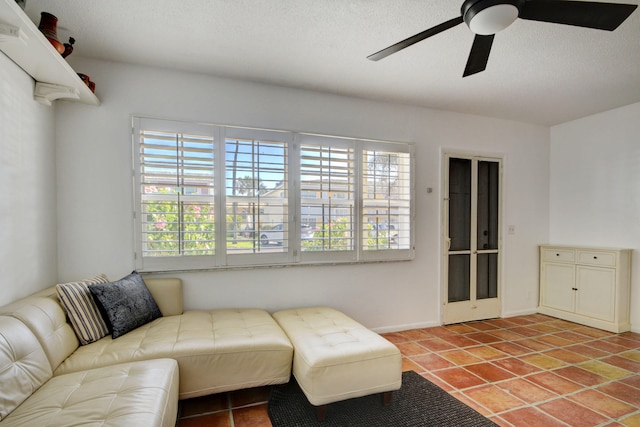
[[89, 271, 162, 339]]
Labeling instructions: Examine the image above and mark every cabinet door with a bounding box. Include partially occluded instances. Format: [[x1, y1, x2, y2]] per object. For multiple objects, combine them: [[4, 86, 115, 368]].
[[576, 266, 616, 322], [541, 262, 575, 312]]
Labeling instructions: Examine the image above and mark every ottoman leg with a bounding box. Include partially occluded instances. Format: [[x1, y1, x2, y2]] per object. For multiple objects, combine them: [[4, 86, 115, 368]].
[[315, 405, 327, 421], [315, 392, 393, 421], [383, 391, 393, 406]]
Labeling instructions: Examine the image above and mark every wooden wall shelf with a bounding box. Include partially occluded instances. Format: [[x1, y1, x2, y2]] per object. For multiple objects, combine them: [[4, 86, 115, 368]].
[[0, 0, 99, 106]]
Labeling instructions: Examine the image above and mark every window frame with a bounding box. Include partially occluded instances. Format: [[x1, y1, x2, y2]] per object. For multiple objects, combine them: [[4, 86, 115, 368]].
[[132, 117, 414, 272]]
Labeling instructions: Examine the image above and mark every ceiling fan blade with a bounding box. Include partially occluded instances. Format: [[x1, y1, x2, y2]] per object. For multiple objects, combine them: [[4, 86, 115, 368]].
[[463, 34, 495, 77], [367, 16, 463, 61], [520, 0, 638, 31]]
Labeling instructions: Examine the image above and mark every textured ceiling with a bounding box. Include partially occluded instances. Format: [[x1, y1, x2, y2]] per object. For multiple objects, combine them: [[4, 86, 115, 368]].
[[24, 0, 640, 125]]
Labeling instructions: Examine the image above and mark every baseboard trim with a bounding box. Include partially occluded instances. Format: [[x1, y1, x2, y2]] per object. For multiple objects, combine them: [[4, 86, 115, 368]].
[[502, 308, 538, 318], [370, 312, 636, 334], [538, 306, 630, 333], [372, 321, 441, 334], [371, 310, 545, 333]]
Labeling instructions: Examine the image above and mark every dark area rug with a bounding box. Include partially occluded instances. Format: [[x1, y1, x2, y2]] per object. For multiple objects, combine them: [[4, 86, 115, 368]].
[[268, 370, 499, 426]]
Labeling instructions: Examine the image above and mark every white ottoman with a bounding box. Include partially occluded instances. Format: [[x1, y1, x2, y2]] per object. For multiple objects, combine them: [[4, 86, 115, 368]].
[[273, 307, 402, 420]]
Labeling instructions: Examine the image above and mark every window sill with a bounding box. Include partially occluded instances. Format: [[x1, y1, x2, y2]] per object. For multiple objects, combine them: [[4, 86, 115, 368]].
[[137, 256, 414, 275]]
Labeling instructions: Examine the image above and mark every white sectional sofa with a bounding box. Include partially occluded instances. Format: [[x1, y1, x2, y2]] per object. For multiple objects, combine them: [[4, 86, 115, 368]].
[[0, 277, 293, 426]]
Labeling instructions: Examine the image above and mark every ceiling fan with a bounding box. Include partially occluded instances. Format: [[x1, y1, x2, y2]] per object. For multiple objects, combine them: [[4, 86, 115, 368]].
[[367, 0, 638, 77]]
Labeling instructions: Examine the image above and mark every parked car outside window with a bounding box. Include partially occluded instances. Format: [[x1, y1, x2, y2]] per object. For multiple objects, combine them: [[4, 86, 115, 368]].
[[260, 224, 316, 246]]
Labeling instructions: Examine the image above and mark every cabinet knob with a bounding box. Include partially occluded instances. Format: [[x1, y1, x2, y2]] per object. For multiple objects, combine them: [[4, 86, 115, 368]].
[[593, 256, 598, 259], [556, 253, 560, 256], [572, 287, 578, 291]]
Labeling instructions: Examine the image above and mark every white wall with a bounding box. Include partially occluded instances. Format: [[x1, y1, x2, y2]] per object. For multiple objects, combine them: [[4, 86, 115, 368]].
[[550, 102, 640, 332], [0, 53, 58, 306], [54, 58, 549, 331]]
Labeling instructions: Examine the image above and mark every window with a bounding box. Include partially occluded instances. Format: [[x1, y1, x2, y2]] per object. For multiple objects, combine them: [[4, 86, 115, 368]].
[[133, 117, 413, 271]]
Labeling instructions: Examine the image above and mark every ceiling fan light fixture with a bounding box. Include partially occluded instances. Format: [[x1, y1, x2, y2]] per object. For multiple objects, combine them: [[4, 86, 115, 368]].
[[461, 0, 524, 35], [469, 4, 519, 34]]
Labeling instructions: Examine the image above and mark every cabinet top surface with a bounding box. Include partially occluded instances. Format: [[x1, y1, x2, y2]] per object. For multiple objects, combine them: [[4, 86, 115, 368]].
[[540, 244, 632, 252]]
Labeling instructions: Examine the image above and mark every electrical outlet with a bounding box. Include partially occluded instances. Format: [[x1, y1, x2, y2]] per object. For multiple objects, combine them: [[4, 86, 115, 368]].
[[508, 225, 516, 235]]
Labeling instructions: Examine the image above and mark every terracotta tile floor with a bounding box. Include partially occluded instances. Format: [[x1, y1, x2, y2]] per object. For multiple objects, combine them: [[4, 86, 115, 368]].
[[176, 314, 640, 426]]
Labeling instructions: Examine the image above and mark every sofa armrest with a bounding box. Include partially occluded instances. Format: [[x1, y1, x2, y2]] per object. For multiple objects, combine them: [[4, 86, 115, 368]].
[[143, 278, 183, 316]]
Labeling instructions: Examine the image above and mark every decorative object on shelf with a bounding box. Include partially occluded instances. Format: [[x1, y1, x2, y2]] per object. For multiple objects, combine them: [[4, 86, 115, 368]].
[[37, 11, 64, 54], [15, 0, 26, 10], [77, 73, 90, 86], [62, 37, 75, 58], [77, 73, 96, 93]]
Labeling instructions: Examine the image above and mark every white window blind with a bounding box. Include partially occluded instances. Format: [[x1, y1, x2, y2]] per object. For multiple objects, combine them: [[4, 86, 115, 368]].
[[139, 129, 215, 258], [299, 136, 356, 259], [362, 147, 412, 256], [225, 130, 289, 262]]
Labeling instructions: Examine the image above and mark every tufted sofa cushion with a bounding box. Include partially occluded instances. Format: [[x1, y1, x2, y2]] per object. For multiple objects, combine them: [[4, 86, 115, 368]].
[[0, 316, 52, 421], [55, 308, 294, 399], [144, 278, 183, 316], [0, 297, 78, 372], [0, 358, 179, 427]]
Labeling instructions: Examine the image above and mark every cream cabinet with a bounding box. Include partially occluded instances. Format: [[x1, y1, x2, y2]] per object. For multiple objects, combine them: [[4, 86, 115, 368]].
[[538, 245, 631, 333]]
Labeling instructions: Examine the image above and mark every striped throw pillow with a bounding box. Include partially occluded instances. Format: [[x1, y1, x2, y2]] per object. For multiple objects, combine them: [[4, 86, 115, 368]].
[[56, 274, 110, 345]]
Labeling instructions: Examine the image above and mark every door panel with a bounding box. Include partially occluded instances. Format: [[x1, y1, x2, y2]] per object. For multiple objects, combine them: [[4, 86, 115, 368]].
[[448, 255, 471, 302], [448, 158, 471, 306], [576, 266, 615, 322], [443, 154, 501, 324], [449, 158, 471, 253], [477, 253, 498, 299], [541, 263, 575, 312], [477, 161, 499, 251]]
